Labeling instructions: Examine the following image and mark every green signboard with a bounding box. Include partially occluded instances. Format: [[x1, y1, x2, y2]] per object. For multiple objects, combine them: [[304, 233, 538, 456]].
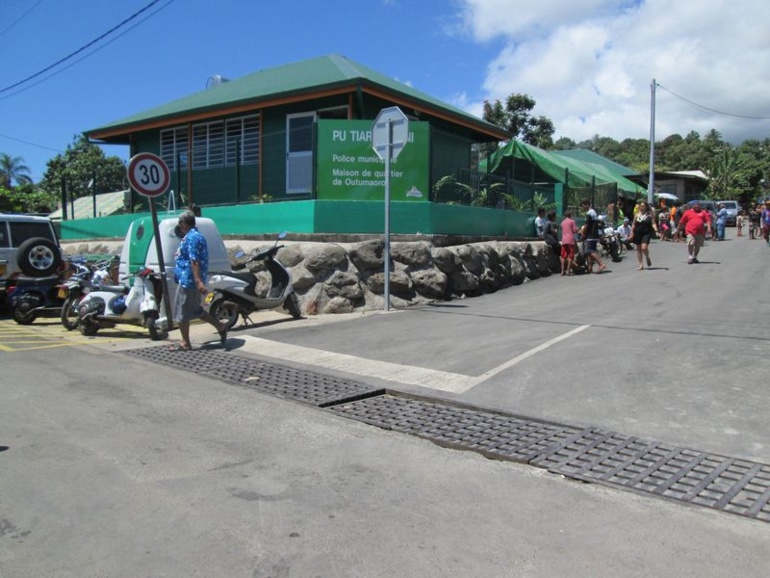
[[316, 119, 429, 201]]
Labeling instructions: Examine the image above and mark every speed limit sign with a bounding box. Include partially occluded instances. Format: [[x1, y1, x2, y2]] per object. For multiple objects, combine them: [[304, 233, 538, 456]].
[[127, 152, 170, 198]]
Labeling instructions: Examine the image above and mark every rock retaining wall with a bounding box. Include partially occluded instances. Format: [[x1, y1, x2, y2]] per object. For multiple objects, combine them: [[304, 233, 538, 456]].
[[62, 239, 559, 315]]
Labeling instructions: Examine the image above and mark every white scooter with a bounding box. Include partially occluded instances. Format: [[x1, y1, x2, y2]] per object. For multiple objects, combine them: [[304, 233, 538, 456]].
[[77, 267, 168, 340], [206, 232, 301, 330]]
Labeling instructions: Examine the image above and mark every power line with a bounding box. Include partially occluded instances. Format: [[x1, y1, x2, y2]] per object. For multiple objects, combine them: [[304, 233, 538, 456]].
[[0, 132, 63, 153], [0, 0, 175, 101], [657, 82, 770, 121], [0, 0, 169, 96], [0, 0, 43, 39]]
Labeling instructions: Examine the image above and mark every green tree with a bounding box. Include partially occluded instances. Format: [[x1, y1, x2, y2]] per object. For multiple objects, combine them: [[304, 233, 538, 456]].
[[614, 138, 650, 172], [482, 93, 555, 149], [38, 135, 127, 200], [0, 182, 57, 213], [0, 153, 33, 188], [552, 137, 577, 150], [705, 146, 744, 200]]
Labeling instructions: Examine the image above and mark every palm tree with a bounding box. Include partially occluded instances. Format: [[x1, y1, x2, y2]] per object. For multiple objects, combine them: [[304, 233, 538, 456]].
[[0, 153, 33, 188]]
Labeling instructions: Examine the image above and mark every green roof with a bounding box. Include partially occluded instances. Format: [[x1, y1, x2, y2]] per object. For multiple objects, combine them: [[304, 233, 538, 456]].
[[88, 54, 507, 140], [552, 149, 636, 176]]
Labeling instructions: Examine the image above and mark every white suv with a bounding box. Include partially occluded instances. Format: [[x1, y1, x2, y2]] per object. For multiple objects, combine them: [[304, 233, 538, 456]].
[[716, 200, 739, 226], [0, 214, 63, 296]]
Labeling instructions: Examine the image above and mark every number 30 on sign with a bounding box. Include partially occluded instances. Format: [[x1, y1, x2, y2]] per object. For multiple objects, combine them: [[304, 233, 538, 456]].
[[127, 153, 170, 198]]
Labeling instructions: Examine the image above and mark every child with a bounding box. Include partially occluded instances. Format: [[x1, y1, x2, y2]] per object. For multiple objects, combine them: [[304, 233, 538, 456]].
[[559, 209, 579, 275]]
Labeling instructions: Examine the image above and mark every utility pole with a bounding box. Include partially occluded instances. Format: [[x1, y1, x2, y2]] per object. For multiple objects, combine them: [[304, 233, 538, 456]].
[[648, 79, 656, 205]]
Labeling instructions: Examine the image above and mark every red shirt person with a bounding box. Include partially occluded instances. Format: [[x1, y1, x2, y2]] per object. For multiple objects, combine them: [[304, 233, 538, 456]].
[[678, 202, 712, 264]]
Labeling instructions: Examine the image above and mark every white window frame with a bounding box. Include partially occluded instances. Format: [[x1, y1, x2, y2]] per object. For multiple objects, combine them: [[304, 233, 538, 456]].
[[286, 112, 316, 195], [225, 114, 260, 166], [160, 127, 189, 171], [192, 121, 224, 169]]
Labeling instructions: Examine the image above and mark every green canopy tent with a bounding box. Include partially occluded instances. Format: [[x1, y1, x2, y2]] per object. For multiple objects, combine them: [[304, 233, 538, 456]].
[[482, 140, 644, 195]]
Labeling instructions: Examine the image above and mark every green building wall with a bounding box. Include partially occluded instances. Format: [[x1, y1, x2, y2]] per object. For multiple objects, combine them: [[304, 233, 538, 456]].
[[58, 200, 536, 241]]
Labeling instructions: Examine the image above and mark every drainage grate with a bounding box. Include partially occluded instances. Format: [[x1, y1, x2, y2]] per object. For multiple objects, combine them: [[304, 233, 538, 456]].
[[332, 394, 770, 523], [331, 394, 583, 463], [539, 431, 770, 522], [127, 347, 237, 373], [125, 346, 770, 523], [125, 346, 382, 407]]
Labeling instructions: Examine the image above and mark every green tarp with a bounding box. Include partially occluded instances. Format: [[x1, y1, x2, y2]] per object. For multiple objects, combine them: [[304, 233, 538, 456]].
[[482, 140, 644, 195]]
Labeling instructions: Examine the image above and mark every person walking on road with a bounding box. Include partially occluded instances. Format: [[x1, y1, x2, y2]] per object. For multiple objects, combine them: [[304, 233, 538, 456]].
[[762, 202, 770, 245], [749, 205, 761, 239], [559, 209, 579, 275], [715, 203, 728, 241], [579, 199, 607, 274], [171, 210, 228, 351], [678, 201, 712, 264], [631, 201, 658, 270]]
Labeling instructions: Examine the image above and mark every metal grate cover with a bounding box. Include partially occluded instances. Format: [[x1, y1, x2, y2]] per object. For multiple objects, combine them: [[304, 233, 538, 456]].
[[125, 346, 381, 407], [332, 394, 770, 523], [126, 346, 770, 523], [538, 430, 770, 522]]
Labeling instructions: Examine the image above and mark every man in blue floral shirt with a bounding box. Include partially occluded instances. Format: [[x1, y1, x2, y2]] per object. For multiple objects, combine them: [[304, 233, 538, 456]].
[[172, 210, 227, 350]]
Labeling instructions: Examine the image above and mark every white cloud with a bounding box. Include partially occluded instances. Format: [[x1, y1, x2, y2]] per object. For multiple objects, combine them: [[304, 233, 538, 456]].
[[456, 0, 770, 144]]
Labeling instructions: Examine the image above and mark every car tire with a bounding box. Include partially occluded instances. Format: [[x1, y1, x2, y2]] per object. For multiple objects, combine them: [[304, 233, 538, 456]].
[[17, 237, 62, 277]]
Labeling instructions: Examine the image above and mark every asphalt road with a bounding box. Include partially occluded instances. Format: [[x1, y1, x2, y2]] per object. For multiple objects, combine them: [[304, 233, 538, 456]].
[[1, 228, 769, 577]]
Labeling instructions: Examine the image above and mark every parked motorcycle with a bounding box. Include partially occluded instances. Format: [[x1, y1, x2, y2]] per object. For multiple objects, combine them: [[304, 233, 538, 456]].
[[77, 267, 167, 340], [206, 232, 301, 330], [7, 260, 94, 325], [60, 257, 117, 330], [597, 216, 623, 263]]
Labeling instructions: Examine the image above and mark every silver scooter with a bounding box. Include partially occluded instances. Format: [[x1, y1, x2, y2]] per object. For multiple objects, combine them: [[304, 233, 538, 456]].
[[206, 232, 301, 329]]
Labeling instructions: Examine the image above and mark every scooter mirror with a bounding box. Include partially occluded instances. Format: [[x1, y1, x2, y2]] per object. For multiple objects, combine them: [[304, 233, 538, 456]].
[[234, 251, 245, 258], [278, 231, 287, 239]]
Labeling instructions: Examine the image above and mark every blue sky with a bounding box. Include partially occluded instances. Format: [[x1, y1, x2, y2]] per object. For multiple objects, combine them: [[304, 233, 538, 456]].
[[4, 0, 770, 182]]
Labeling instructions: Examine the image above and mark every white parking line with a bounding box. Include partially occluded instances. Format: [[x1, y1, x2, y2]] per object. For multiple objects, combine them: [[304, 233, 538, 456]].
[[464, 324, 591, 390], [242, 336, 473, 393], [242, 325, 590, 394]]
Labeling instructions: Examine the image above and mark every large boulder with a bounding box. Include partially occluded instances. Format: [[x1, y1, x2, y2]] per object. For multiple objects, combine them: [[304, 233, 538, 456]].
[[303, 244, 349, 280], [324, 271, 364, 301], [431, 246, 462, 274], [364, 269, 413, 296], [348, 239, 384, 272], [391, 241, 432, 268], [410, 267, 448, 299]]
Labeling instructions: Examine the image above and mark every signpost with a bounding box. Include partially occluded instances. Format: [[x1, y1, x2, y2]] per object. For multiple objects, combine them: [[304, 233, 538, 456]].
[[372, 107, 409, 311], [127, 152, 174, 330]]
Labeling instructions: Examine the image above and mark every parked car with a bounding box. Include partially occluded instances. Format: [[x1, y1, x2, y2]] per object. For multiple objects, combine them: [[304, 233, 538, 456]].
[[715, 200, 739, 226], [0, 214, 63, 300]]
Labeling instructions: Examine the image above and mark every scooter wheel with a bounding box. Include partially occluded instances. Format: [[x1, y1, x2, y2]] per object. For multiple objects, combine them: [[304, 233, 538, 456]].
[[61, 295, 80, 330], [12, 302, 37, 325], [209, 299, 240, 330], [79, 319, 99, 336], [145, 312, 164, 341], [284, 293, 302, 319]]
